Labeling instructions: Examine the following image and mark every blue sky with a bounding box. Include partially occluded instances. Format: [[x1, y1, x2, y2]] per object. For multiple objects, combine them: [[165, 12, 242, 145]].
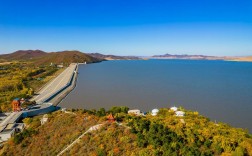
[[0, 0, 252, 56]]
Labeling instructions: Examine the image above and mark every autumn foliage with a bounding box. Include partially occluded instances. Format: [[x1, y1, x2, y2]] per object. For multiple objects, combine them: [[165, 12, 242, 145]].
[[1, 108, 251, 156]]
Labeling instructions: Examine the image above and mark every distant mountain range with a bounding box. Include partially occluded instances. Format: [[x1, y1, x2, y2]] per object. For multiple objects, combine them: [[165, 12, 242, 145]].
[[1, 50, 251, 64], [0, 50, 101, 65], [151, 53, 252, 62], [152, 53, 230, 60], [0, 50, 141, 65]]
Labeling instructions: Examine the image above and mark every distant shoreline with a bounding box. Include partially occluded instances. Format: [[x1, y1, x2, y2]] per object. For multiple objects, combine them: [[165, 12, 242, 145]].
[[141, 57, 252, 62], [144, 53, 252, 62]]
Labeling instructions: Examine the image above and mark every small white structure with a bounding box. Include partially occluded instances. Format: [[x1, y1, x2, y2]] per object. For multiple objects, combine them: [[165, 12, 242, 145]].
[[41, 114, 48, 125], [151, 109, 159, 116], [5, 123, 24, 132], [170, 106, 178, 112], [61, 108, 67, 112], [87, 124, 103, 132], [128, 109, 141, 116], [57, 64, 64, 68], [0, 129, 15, 142], [0, 123, 24, 142], [14, 123, 25, 132], [175, 111, 185, 117]]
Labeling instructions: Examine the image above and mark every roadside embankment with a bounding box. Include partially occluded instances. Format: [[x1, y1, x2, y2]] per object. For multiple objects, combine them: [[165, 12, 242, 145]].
[[49, 64, 79, 106]]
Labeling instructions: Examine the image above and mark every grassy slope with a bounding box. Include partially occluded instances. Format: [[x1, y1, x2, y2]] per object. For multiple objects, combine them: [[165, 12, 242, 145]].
[[0, 50, 102, 65], [0, 61, 67, 111], [0, 50, 47, 61], [64, 123, 141, 156], [32, 51, 101, 65], [87, 53, 140, 60], [0, 111, 100, 156]]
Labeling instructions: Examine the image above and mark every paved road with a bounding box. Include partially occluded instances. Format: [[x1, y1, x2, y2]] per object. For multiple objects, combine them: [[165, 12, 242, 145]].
[[57, 124, 104, 156], [0, 112, 20, 128], [31, 64, 77, 104], [0, 64, 77, 130], [49, 65, 78, 105], [0, 103, 56, 130]]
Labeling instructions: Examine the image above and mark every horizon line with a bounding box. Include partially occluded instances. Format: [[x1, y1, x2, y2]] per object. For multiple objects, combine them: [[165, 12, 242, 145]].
[[0, 49, 251, 57]]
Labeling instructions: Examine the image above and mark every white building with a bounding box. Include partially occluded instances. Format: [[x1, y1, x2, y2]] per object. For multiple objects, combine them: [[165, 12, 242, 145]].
[[170, 106, 178, 111], [175, 111, 185, 117], [151, 109, 159, 116], [57, 64, 64, 68], [128, 109, 141, 116], [0, 123, 24, 143], [0, 129, 15, 142], [61, 108, 66, 112]]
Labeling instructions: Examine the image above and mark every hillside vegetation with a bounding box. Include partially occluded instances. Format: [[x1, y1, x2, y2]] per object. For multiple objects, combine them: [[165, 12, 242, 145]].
[[0, 62, 63, 112], [0, 50, 47, 61], [0, 50, 102, 112], [88, 53, 141, 60], [1, 107, 251, 156], [0, 50, 102, 65]]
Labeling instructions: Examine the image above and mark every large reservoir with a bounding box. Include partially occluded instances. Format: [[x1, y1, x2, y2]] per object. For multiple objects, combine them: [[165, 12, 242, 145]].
[[60, 60, 252, 132]]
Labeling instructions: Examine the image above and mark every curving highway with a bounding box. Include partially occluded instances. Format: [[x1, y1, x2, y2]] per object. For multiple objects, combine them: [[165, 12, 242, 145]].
[[0, 63, 78, 132], [31, 64, 77, 104]]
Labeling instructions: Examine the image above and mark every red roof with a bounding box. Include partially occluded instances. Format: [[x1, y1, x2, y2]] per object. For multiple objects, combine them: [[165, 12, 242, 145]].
[[107, 114, 115, 122]]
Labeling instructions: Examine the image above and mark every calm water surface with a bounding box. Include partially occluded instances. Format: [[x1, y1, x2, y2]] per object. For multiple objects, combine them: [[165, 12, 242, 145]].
[[60, 60, 252, 132]]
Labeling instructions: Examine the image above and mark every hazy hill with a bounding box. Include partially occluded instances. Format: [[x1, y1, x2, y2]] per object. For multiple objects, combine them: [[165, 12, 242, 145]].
[[231, 56, 252, 62], [153, 53, 206, 58], [88, 53, 141, 60], [0, 50, 102, 64], [32, 51, 101, 64], [0, 50, 47, 60], [152, 53, 252, 62], [152, 53, 228, 60]]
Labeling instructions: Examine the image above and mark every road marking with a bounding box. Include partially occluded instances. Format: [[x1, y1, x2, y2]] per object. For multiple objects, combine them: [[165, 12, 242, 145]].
[[36, 72, 70, 103], [34, 65, 76, 103], [32, 68, 69, 101], [40, 66, 73, 100]]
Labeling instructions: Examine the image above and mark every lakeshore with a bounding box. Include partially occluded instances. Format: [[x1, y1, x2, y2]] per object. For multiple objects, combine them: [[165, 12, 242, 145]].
[[0, 60, 251, 155], [61, 60, 252, 132], [1, 59, 252, 143]]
